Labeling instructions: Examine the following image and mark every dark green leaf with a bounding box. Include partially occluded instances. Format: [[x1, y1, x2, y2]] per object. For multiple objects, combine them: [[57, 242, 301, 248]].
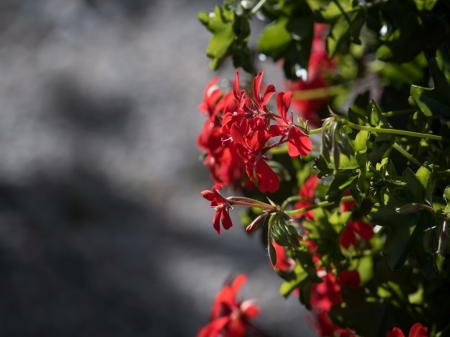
[[409, 44, 450, 119]]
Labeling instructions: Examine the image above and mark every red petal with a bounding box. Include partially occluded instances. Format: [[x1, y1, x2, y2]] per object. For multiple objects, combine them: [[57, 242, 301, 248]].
[[253, 72, 264, 105], [300, 175, 319, 201], [288, 127, 312, 157], [231, 274, 247, 294], [262, 84, 276, 106], [273, 241, 295, 271], [353, 221, 374, 240], [340, 225, 356, 249], [255, 160, 279, 193], [201, 190, 216, 202], [197, 317, 230, 337], [241, 300, 260, 318], [338, 270, 360, 287], [213, 211, 221, 235], [276, 92, 288, 122], [220, 209, 233, 230], [409, 323, 428, 337], [228, 316, 246, 337], [386, 327, 406, 337], [233, 71, 241, 99]]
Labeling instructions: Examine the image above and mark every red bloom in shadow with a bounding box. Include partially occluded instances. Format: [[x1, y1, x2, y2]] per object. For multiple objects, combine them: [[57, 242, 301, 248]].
[[386, 323, 428, 337], [339, 193, 374, 249], [294, 175, 319, 220], [198, 275, 260, 337], [338, 270, 360, 288]]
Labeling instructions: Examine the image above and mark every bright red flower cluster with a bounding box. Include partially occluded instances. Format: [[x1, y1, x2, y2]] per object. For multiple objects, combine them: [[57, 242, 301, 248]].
[[198, 71, 312, 193], [198, 274, 260, 337]]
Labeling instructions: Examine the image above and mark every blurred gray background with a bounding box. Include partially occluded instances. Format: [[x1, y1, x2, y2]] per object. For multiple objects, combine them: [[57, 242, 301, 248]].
[[0, 0, 315, 336]]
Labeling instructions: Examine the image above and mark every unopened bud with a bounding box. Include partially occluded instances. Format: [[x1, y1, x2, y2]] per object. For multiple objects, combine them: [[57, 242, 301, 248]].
[[246, 214, 268, 233], [395, 203, 422, 214]]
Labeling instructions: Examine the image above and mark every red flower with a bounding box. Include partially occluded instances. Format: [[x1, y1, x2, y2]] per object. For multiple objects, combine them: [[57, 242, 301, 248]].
[[272, 241, 295, 272], [338, 270, 360, 288], [198, 77, 224, 120], [339, 193, 374, 250], [307, 271, 355, 337], [201, 184, 233, 234], [386, 323, 428, 337], [271, 91, 313, 157], [339, 220, 374, 249], [294, 175, 319, 220], [253, 71, 276, 112], [198, 274, 260, 337], [230, 124, 279, 193]]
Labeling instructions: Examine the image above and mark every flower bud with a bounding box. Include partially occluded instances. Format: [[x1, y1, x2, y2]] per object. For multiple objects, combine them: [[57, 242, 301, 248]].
[[245, 213, 268, 233]]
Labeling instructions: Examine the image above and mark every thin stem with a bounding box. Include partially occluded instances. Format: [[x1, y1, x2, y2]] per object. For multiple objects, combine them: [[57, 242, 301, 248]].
[[392, 143, 422, 166], [309, 127, 324, 135], [382, 109, 415, 117], [250, 0, 267, 15], [292, 84, 347, 100], [333, 0, 353, 27], [437, 322, 450, 337], [286, 196, 354, 217], [281, 196, 302, 209], [340, 119, 449, 142], [268, 145, 288, 155]]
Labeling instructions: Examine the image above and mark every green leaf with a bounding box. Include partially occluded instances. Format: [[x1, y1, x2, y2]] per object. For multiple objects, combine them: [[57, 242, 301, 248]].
[[198, 6, 252, 72], [258, 12, 314, 80], [370, 168, 438, 276], [444, 185, 450, 205], [413, 0, 438, 11], [409, 44, 450, 119], [279, 250, 321, 309], [329, 287, 397, 337], [316, 0, 365, 57]]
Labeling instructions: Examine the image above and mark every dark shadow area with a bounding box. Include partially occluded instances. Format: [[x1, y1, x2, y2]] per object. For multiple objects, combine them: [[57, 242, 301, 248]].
[[50, 77, 134, 136], [0, 169, 207, 337]]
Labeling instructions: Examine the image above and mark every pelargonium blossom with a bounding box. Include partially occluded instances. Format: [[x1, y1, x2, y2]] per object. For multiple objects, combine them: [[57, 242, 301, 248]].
[[197, 274, 260, 337], [201, 184, 233, 234]]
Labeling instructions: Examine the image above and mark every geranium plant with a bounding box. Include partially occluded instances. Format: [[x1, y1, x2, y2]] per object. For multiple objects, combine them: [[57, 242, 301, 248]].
[[196, 0, 450, 336]]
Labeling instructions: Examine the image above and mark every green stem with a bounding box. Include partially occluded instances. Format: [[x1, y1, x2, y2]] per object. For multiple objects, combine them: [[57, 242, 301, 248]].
[[436, 322, 450, 337], [392, 143, 422, 166], [281, 196, 302, 209], [268, 144, 321, 155], [309, 127, 324, 135], [286, 196, 354, 217], [333, 0, 352, 26], [382, 109, 415, 117], [341, 119, 449, 142], [292, 84, 347, 100], [268, 145, 288, 155], [250, 0, 267, 15]]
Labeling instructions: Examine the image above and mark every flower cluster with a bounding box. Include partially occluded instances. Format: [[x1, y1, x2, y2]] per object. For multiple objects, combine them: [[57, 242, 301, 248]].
[[198, 71, 313, 193], [198, 274, 260, 337]]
